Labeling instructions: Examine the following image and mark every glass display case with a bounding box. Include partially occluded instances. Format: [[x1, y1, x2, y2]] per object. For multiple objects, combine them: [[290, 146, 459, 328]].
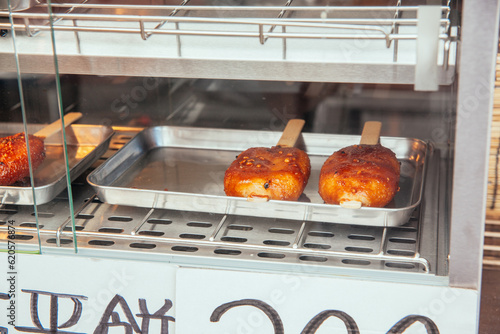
[[0, 1, 498, 333]]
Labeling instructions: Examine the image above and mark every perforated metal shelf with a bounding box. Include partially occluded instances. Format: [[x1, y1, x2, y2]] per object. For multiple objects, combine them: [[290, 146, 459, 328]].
[[0, 128, 446, 280]]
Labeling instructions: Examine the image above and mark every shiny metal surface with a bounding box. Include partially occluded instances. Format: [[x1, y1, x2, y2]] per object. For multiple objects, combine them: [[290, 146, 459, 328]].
[[88, 126, 428, 227], [0, 128, 446, 281], [448, 0, 500, 289], [0, 124, 113, 205], [0, 0, 37, 11], [0, 1, 457, 84]]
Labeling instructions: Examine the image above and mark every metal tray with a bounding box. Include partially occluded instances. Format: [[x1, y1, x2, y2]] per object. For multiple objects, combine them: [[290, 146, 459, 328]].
[[87, 126, 428, 227], [0, 124, 113, 205]]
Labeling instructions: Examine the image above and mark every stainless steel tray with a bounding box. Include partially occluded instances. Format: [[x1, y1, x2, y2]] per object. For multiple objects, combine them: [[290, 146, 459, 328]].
[[88, 126, 428, 226], [0, 124, 113, 205]]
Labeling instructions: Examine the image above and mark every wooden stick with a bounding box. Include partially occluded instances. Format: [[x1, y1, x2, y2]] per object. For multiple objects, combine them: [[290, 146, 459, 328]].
[[276, 119, 305, 148], [34, 112, 83, 139], [359, 121, 382, 145]]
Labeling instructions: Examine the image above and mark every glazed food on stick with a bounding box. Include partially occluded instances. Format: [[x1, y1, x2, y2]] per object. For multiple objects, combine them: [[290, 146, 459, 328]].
[[0, 113, 82, 186], [318, 121, 400, 208], [224, 119, 311, 201], [0, 133, 45, 186]]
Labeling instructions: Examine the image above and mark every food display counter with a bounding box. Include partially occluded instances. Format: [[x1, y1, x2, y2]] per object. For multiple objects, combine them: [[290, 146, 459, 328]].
[[0, 1, 498, 333]]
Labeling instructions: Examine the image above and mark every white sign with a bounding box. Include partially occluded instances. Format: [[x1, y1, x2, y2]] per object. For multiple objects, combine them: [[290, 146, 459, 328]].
[[1, 253, 177, 333], [175, 268, 479, 334], [0, 253, 480, 333]]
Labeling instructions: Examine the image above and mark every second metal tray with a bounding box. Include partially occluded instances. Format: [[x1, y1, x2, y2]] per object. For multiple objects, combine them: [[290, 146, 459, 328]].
[[88, 126, 428, 227], [0, 124, 113, 205]]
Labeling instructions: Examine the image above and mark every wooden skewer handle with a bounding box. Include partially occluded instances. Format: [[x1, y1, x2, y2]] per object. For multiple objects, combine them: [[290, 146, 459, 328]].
[[359, 121, 382, 145], [34, 112, 83, 138], [276, 119, 305, 148]]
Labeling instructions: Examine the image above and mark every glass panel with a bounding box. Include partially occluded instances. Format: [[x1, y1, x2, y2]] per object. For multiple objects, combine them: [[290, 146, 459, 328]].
[[1, 0, 458, 279], [4, 0, 78, 253], [0, 2, 41, 254]]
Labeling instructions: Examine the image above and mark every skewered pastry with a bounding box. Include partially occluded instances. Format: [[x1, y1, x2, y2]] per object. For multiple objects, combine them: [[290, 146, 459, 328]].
[[0, 113, 82, 186], [0, 133, 45, 186], [224, 146, 311, 201], [318, 143, 400, 208]]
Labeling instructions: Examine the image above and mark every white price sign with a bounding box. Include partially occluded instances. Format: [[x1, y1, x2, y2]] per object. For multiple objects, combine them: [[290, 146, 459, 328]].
[[175, 268, 479, 334], [0, 253, 479, 333], [1, 253, 177, 333]]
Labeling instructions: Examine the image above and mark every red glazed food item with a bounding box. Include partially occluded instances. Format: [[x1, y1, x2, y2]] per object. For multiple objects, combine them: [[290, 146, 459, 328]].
[[318, 144, 400, 207], [0, 133, 45, 186], [224, 146, 311, 201]]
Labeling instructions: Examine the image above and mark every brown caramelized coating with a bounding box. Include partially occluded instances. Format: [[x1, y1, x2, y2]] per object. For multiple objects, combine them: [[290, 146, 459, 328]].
[[0, 133, 46, 186], [319, 144, 400, 207], [224, 146, 311, 201]]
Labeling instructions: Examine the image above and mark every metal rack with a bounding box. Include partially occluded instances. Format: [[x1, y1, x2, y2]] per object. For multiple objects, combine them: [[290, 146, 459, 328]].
[[0, 128, 446, 282], [3, 3, 452, 43], [0, 1, 456, 85]]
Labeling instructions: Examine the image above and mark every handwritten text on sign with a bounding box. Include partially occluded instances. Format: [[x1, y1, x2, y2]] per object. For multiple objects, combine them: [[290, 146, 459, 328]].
[[0, 253, 478, 333], [0, 290, 439, 333]]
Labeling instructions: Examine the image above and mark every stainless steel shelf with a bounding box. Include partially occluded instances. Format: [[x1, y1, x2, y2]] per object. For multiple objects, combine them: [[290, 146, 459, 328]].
[[0, 128, 446, 281], [0, 1, 457, 84]]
